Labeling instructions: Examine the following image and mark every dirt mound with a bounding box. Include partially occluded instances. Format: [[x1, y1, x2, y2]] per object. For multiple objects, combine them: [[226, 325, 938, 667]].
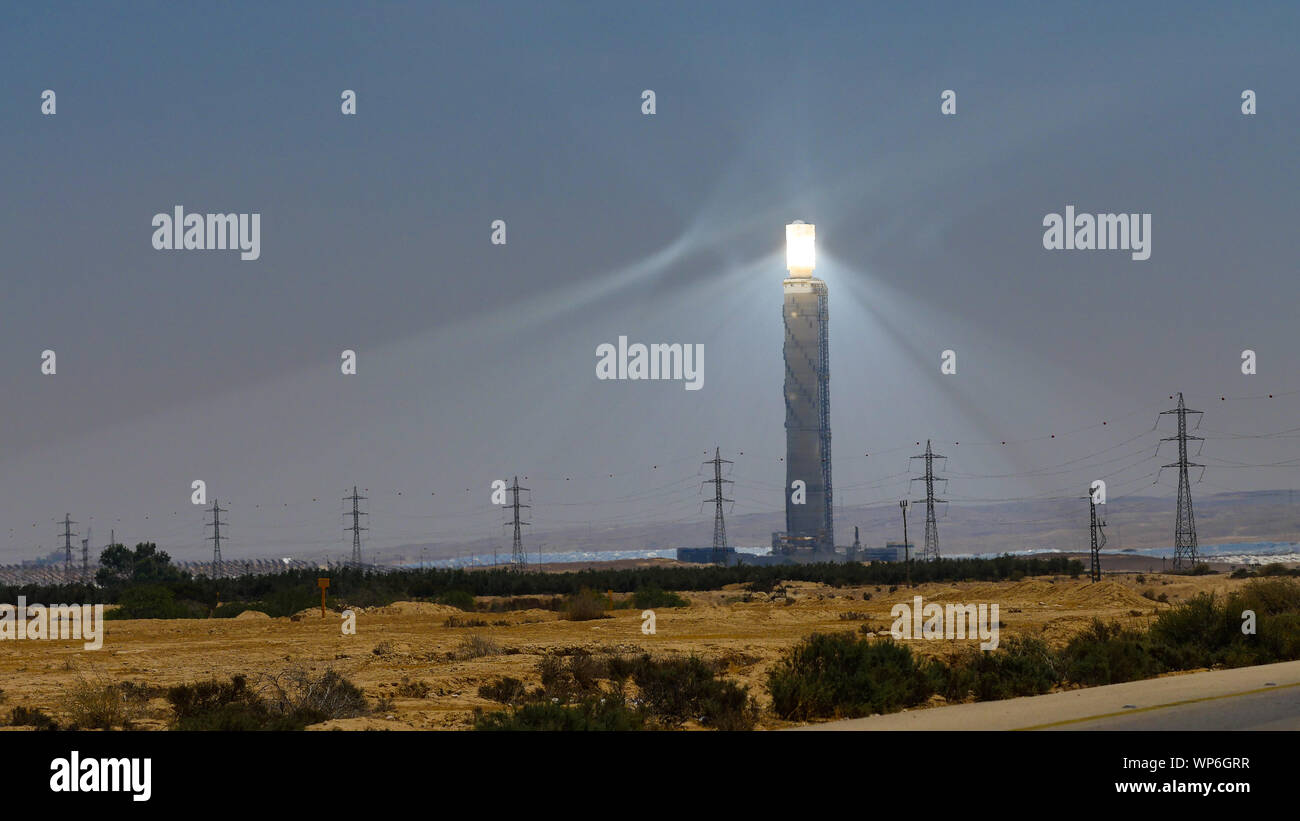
[[306, 717, 416, 731], [367, 601, 465, 617], [234, 610, 271, 620], [1054, 580, 1156, 610]]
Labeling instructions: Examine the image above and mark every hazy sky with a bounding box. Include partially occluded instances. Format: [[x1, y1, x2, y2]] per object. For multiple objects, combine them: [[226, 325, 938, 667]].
[[2, 1, 1297, 562]]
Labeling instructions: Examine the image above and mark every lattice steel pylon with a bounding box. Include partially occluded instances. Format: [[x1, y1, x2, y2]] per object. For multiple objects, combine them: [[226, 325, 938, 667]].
[[703, 448, 734, 564], [1086, 486, 1107, 583], [206, 499, 227, 578], [1159, 393, 1203, 571], [344, 487, 367, 569], [910, 440, 947, 561], [504, 476, 530, 572], [59, 514, 77, 585]]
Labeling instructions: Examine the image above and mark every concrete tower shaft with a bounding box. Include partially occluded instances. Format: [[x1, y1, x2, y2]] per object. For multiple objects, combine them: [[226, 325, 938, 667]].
[[778, 222, 833, 554]]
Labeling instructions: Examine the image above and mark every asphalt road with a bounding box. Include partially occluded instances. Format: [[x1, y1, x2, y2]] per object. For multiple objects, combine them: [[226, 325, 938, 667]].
[[1064, 684, 1300, 730], [793, 659, 1300, 731]]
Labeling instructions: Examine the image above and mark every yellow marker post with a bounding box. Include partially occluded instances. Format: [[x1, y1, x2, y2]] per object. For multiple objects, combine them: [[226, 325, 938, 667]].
[[317, 577, 330, 617]]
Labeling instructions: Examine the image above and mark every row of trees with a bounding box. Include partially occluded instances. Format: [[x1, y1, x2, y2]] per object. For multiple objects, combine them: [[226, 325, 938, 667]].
[[0, 543, 1085, 616]]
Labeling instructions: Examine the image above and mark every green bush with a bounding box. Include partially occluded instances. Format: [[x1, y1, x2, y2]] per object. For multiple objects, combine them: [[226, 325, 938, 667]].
[[925, 659, 977, 702], [167, 669, 369, 731], [624, 655, 756, 730], [538, 653, 606, 702], [767, 633, 931, 720], [478, 677, 528, 705], [436, 590, 478, 611], [934, 637, 1060, 702], [212, 602, 254, 618], [1060, 619, 1164, 686], [1145, 579, 1300, 669], [9, 705, 59, 730], [105, 585, 199, 619], [628, 586, 689, 609], [563, 588, 611, 621], [477, 652, 756, 730], [474, 699, 644, 731], [1259, 564, 1300, 577]]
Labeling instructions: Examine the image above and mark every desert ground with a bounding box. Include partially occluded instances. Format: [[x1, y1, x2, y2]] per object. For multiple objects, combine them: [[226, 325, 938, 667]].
[[0, 558, 1269, 730]]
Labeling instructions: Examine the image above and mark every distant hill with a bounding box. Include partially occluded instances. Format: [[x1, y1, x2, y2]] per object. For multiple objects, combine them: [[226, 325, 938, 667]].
[[364, 489, 1300, 565]]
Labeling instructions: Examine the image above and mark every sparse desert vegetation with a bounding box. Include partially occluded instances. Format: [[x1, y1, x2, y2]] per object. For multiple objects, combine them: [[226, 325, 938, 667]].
[[2, 555, 1295, 730]]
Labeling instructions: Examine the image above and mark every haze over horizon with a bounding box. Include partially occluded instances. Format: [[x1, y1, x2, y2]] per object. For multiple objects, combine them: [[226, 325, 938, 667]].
[[2, 2, 1297, 564]]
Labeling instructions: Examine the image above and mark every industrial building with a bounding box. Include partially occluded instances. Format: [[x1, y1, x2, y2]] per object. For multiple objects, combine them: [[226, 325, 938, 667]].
[[772, 222, 835, 557], [859, 543, 913, 563], [675, 546, 789, 566]]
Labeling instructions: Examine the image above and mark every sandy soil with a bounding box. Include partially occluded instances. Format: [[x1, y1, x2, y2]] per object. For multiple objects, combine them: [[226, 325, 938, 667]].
[[0, 570, 1262, 730]]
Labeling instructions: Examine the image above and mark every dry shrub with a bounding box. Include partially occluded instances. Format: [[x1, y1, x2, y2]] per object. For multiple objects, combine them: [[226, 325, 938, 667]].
[[396, 677, 431, 698], [260, 667, 370, 721], [65, 676, 151, 730], [454, 634, 501, 659]]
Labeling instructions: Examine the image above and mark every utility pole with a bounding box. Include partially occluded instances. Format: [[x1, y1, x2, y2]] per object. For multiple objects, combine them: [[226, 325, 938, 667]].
[[1086, 487, 1107, 583], [704, 448, 734, 565], [206, 499, 227, 579], [900, 500, 911, 587], [503, 476, 529, 572], [910, 440, 947, 561], [59, 514, 77, 584], [1159, 393, 1203, 570], [344, 486, 368, 569], [849, 526, 860, 562]]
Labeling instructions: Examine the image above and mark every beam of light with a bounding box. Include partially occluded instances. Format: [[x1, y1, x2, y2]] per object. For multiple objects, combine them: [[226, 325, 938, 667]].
[[823, 250, 1142, 502]]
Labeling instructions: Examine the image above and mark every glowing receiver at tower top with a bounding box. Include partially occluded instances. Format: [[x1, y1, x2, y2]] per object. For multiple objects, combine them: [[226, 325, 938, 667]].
[[786, 220, 815, 276]]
